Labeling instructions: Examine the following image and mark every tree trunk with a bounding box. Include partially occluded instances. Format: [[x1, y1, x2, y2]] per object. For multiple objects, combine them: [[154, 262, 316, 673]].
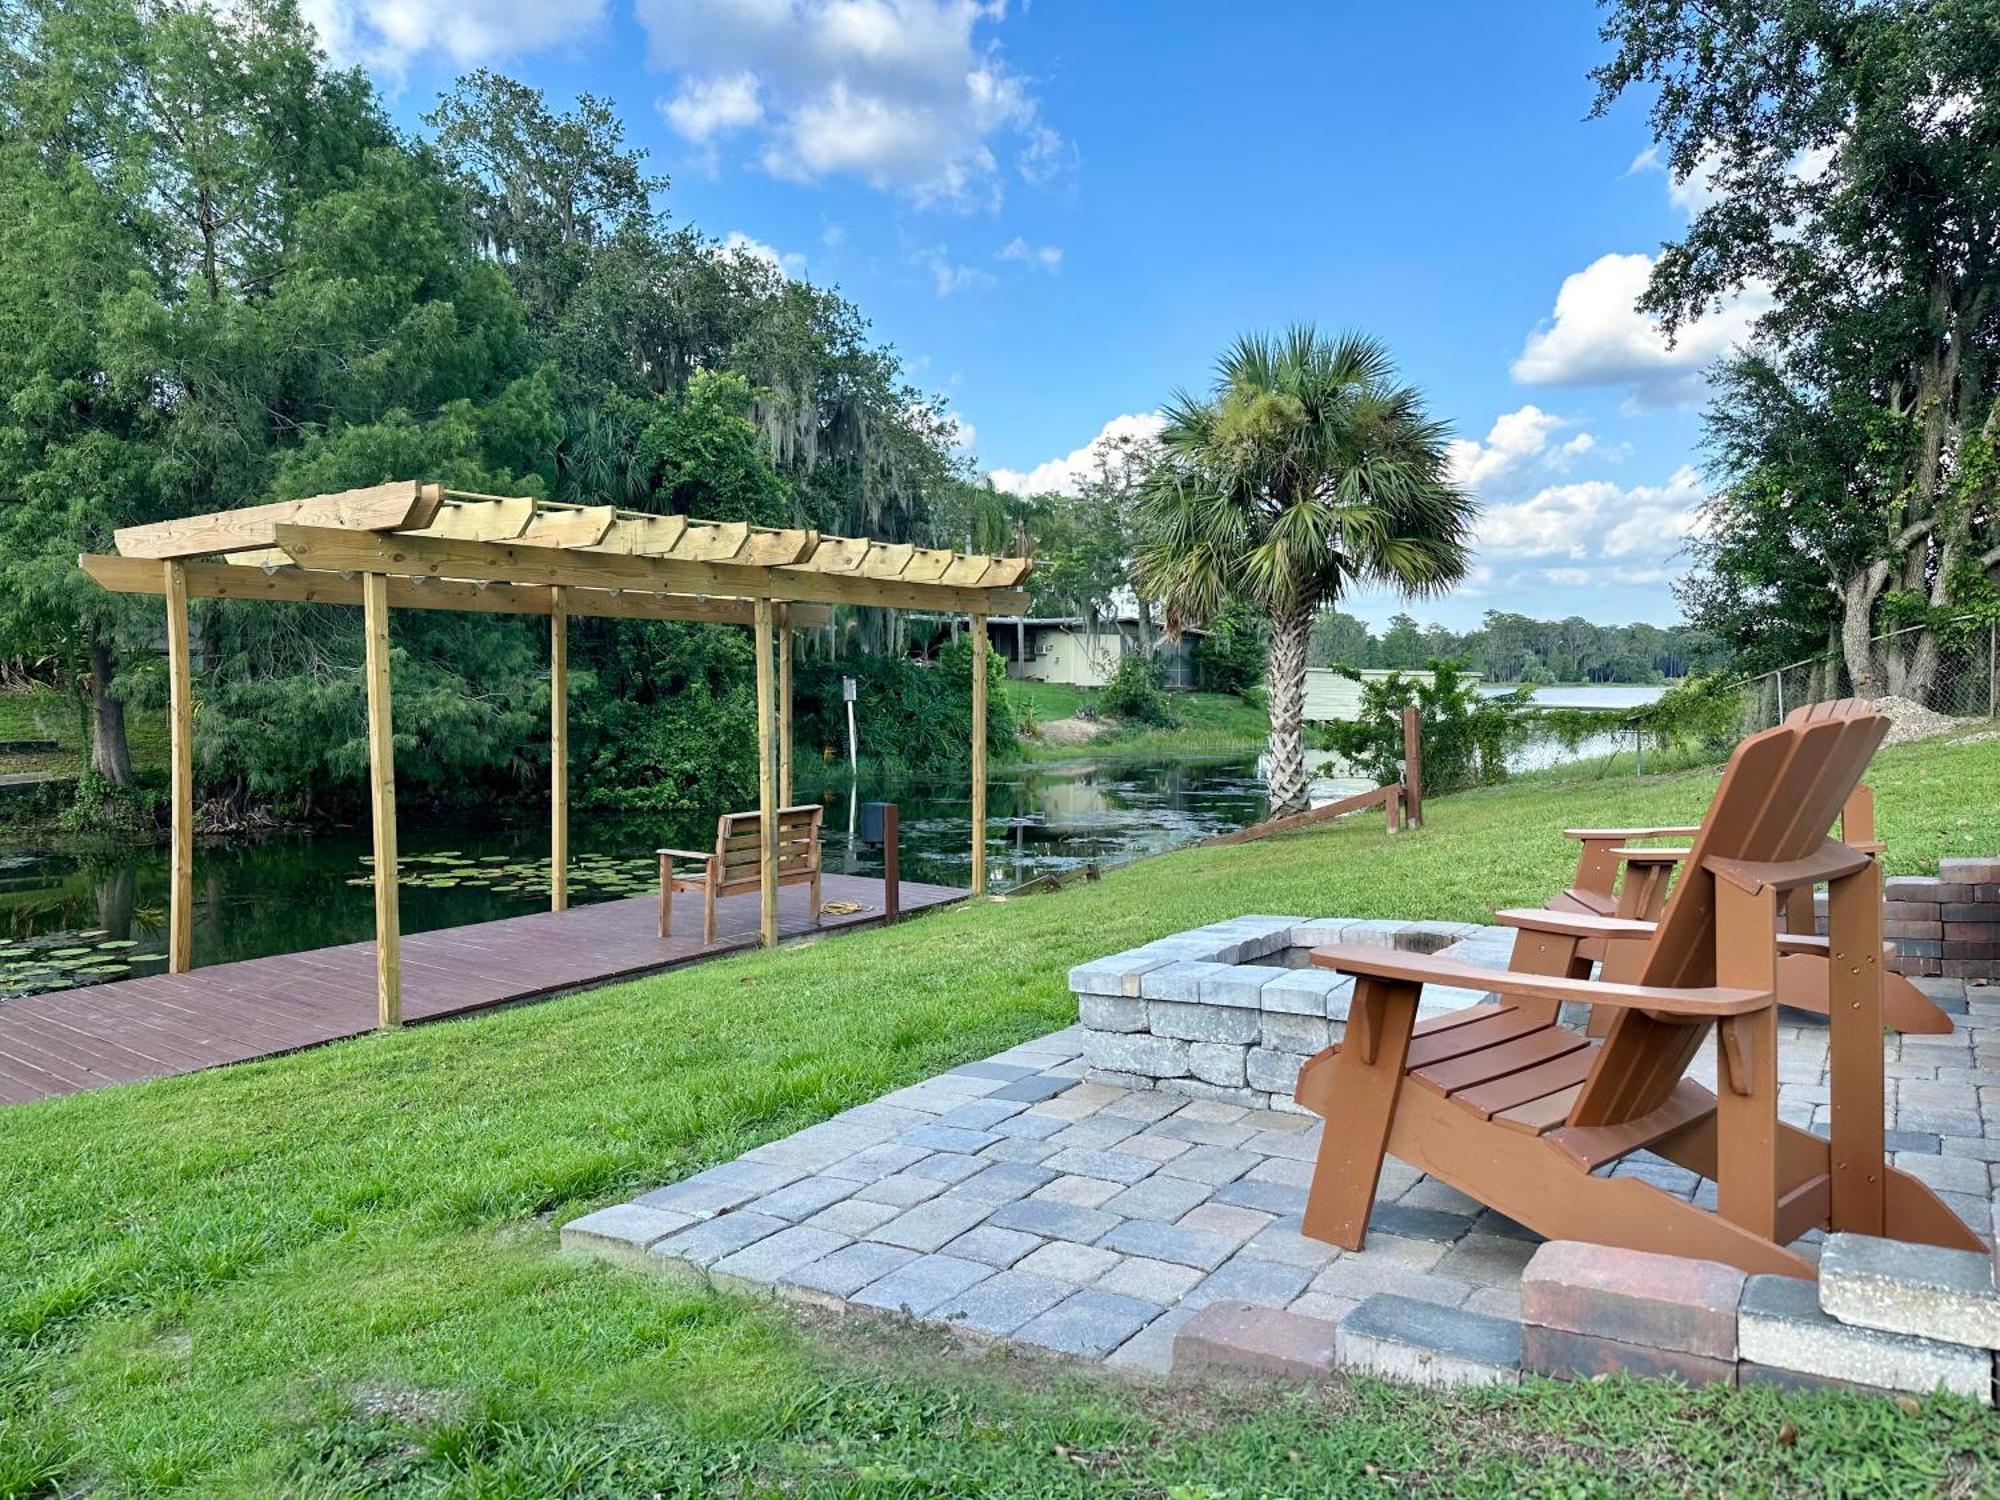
[[1838, 569, 1886, 698], [1264, 603, 1313, 816], [86, 636, 133, 785]]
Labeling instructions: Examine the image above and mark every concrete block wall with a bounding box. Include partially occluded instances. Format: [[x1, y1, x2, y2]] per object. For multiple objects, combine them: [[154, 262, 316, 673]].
[[1069, 917, 1504, 1112]]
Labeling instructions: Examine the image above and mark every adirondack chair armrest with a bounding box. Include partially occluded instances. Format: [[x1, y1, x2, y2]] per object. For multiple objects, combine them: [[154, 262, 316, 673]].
[[1562, 825, 1701, 842], [1494, 907, 1658, 941], [1605, 845, 1691, 863], [1309, 942, 1771, 1018]]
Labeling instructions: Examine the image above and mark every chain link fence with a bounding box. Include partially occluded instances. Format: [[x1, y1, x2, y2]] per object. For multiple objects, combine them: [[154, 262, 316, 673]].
[[1739, 617, 1999, 733]]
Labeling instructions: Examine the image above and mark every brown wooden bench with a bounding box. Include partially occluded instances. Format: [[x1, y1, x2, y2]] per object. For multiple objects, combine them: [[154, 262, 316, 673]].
[[1295, 699, 1982, 1278], [658, 805, 824, 944]]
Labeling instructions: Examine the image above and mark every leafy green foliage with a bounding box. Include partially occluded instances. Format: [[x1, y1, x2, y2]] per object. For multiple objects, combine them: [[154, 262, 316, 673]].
[[1193, 599, 1269, 692], [1097, 652, 1177, 726], [1317, 660, 1526, 795], [791, 636, 1016, 777], [632, 370, 793, 524]]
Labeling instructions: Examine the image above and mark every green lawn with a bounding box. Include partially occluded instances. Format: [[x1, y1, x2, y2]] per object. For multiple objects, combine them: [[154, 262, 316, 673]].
[[3, 734, 1999, 1495], [0, 687, 168, 781], [1006, 680, 1270, 763]]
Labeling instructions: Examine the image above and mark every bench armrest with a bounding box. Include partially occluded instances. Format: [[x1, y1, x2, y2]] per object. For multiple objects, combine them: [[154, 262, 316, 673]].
[[1494, 907, 1657, 941], [1563, 825, 1702, 843], [1309, 942, 1770, 1018], [656, 847, 715, 862]]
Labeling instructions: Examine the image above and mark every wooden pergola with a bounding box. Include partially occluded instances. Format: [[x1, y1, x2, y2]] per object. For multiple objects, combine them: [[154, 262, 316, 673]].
[[81, 480, 1030, 1027]]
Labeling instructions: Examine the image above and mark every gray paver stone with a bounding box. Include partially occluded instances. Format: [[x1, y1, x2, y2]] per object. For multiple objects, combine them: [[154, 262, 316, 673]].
[[1149, 1000, 1263, 1044], [1817, 1234, 2000, 1350], [988, 1198, 1122, 1244], [559, 1203, 697, 1261], [1015, 1289, 1166, 1359], [851, 1253, 994, 1316], [649, 1211, 788, 1271], [872, 1193, 1001, 1253], [779, 1241, 918, 1300], [1082, 1031, 1191, 1078], [941, 1270, 1078, 1335], [1100, 1218, 1238, 1271], [711, 1226, 853, 1290], [1245, 1047, 1308, 1096], [1188, 1041, 1249, 1088], [1337, 1293, 1523, 1389], [1080, 994, 1147, 1032], [1103, 1174, 1216, 1223], [943, 1224, 1045, 1267], [1737, 1274, 1991, 1401]]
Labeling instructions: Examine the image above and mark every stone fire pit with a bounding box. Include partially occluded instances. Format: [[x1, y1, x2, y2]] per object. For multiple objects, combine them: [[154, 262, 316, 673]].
[[1068, 916, 1514, 1112]]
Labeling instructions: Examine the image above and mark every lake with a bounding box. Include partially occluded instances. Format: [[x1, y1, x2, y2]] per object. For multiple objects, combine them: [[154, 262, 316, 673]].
[[0, 682, 1669, 999], [0, 755, 1276, 997]]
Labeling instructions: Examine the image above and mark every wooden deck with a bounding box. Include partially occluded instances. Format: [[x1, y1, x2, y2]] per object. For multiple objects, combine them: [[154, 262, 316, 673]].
[[0, 874, 963, 1106]]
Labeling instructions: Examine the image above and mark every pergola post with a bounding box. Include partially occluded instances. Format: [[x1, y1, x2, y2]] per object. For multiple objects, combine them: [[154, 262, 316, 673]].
[[754, 597, 779, 946], [971, 611, 988, 896], [362, 571, 401, 1026], [550, 585, 569, 912], [164, 560, 194, 973], [777, 601, 793, 807]]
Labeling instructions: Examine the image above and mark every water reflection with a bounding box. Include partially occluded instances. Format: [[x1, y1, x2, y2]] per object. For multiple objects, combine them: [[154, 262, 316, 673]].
[[0, 754, 1282, 995]]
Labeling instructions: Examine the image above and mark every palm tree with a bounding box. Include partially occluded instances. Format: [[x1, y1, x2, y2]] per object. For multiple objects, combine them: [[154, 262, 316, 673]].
[[1135, 327, 1474, 816]]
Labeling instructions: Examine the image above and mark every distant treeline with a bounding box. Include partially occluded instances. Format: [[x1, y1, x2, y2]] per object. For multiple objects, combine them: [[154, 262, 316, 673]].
[[1310, 610, 1725, 685]]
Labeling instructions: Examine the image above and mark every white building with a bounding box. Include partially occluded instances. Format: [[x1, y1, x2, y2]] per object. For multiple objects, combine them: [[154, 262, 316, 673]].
[[990, 602, 1202, 690]]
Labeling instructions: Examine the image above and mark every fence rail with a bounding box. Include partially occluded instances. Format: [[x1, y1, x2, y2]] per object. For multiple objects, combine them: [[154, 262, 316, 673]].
[[1740, 617, 1998, 733]]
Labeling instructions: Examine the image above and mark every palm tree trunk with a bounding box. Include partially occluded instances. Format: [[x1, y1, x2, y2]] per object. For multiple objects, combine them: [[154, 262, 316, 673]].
[[1264, 603, 1313, 816]]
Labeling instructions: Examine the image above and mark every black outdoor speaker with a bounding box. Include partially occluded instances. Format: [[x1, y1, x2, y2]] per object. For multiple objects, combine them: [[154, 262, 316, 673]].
[[858, 801, 892, 845]]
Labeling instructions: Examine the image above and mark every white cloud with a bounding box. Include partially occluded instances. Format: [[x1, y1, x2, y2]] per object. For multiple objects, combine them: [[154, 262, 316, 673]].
[[998, 236, 1062, 269], [915, 248, 993, 296], [1445, 404, 1589, 494], [942, 410, 976, 454], [637, 0, 1063, 208], [717, 231, 807, 279], [987, 412, 1165, 496], [300, 0, 600, 72], [663, 71, 763, 143], [1475, 465, 1705, 571], [1511, 252, 1771, 408], [1626, 145, 1724, 216]]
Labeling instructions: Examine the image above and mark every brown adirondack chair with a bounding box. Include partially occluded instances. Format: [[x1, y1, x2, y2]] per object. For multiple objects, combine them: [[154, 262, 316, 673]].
[[1549, 704, 1952, 1034], [1294, 700, 1982, 1279], [657, 804, 824, 944]]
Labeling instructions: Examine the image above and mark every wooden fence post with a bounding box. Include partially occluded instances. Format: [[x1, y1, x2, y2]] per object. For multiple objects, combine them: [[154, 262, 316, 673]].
[[1400, 704, 1423, 829], [883, 802, 901, 923]]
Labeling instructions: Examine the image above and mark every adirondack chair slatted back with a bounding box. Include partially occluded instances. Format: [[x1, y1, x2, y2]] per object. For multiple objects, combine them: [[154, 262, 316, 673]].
[[715, 806, 822, 893], [1564, 701, 1887, 1129]]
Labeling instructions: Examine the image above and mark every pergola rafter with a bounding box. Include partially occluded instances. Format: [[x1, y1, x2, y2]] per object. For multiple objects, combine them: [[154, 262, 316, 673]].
[[83, 480, 1027, 1026]]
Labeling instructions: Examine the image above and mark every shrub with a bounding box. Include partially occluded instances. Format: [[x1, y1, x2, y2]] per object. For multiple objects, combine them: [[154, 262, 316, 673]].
[[1098, 652, 1177, 726], [1314, 660, 1525, 795], [1193, 600, 1269, 693]]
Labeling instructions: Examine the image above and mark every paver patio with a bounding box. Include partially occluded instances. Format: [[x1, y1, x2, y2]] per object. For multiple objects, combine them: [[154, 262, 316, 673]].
[[564, 926, 1991, 1376]]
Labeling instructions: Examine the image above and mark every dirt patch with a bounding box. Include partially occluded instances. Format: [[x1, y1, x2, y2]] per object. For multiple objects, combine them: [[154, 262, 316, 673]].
[[1037, 716, 1107, 745]]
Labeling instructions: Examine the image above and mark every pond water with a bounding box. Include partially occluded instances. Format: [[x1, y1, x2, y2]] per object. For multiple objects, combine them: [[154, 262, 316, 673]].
[[0, 683, 1672, 1000], [0, 755, 1282, 997]]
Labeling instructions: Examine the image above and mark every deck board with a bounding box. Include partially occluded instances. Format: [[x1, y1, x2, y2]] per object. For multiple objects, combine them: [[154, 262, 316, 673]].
[[0, 875, 961, 1106]]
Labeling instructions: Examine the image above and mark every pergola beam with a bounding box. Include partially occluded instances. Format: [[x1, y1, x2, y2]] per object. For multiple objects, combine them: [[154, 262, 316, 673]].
[[80, 554, 831, 629], [115, 481, 442, 559], [270, 525, 1032, 616]]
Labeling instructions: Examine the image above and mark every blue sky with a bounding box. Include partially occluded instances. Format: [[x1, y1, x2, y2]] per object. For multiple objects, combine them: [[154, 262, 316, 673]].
[[321, 0, 1756, 633]]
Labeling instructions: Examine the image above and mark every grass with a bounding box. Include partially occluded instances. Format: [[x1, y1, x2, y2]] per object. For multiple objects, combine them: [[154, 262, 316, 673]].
[[3, 733, 1999, 1494], [1006, 680, 1270, 764], [0, 686, 169, 782]]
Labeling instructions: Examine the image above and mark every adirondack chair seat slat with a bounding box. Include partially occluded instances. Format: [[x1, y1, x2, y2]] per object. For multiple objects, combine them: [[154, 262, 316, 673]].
[[1294, 700, 1985, 1279]]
